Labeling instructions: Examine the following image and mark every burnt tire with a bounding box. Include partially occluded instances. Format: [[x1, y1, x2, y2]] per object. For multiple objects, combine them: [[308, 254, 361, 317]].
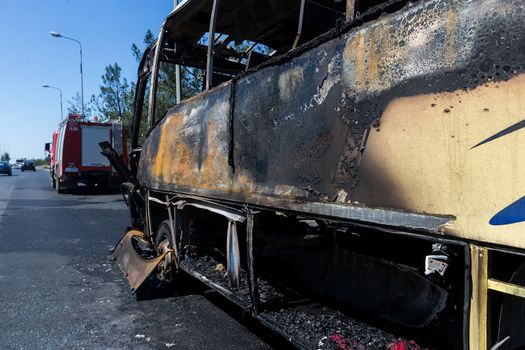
[[155, 220, 177, 284]]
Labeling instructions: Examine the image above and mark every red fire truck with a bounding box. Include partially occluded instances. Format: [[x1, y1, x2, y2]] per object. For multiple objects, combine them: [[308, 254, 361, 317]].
[[46, 114, 127, 193]]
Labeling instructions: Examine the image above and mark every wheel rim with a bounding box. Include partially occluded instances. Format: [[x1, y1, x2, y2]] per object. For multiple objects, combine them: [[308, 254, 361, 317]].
[[156, 232, 174, 283]]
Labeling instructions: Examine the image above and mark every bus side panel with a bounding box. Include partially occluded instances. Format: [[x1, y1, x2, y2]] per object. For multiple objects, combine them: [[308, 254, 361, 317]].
[[139, 83, 233, 193], [235, 0, 525, 247], [139, 0, 525, 248]]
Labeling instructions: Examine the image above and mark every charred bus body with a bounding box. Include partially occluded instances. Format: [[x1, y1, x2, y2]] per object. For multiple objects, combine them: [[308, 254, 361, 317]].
[[106, 0, 525, 348]]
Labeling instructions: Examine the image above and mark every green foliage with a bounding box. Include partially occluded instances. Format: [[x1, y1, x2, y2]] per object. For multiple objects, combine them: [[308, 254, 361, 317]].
[[154, 63, 204, 121], [131, 29, 156, 62], [67, 28, 268, 145], [96, 63, 133, 122], [67, 92, 93, 116], [83, 29, 205, 150], [34, 157, 50, 166], [0, 152, 10, 162], [131, 30, 203, 141]]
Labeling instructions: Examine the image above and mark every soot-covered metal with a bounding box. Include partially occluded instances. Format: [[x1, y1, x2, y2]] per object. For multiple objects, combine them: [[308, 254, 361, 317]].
[[140, 0, 525, 230], [119, 1, 525, 348]]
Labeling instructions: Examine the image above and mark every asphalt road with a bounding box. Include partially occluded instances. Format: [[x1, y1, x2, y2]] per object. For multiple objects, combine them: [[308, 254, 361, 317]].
[[0, 168, 273, 350]]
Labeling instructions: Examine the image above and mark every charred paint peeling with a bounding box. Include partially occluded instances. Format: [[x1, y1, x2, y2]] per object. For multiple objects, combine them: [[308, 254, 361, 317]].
[[140, 84, 233, 194], [139, 0, 525, 245]]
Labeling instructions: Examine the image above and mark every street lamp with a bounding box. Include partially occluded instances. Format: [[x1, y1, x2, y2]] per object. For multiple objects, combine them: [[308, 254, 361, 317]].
[[42, 84, 64, 121], [50, 31, 84, 116]]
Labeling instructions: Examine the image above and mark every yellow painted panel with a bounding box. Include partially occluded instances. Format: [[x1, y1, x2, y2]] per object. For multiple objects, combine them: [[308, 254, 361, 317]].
[[469, 245, 488, 350], [355, 74, 525, 248]]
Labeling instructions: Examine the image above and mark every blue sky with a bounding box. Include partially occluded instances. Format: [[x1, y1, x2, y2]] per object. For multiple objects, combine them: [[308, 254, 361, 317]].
[[0, 0, 174, 160]]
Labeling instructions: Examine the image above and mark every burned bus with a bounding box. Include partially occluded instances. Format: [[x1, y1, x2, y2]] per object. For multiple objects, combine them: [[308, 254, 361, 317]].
[[103, 0, 525, 348]]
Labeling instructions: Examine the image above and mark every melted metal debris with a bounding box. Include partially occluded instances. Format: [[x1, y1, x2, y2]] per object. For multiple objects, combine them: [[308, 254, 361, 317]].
[[260, 303, 416, 350], [181, 256, 425, 350], [180, 254, 291, 305], [180, 253, 427, 350], [181, 252, 301, 308], [180, 254, 251, 303]]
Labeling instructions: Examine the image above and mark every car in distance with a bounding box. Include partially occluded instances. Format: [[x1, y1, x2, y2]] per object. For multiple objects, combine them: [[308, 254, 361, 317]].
[[14, 159, 24, 169], [0, 161, 12, 176], [21, 161, 36, 172]]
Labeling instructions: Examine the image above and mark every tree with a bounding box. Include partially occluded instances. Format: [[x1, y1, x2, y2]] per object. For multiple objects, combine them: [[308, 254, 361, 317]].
[[86, 63, 135, 145], [87, 94, 109, 122], [95, 63, 133, 122], [84, 29, 204, 150], [67, 92, 93, 116], [1, 152, 10, 162], [131, 30, 156, 62], [132, 30, 203, 103]]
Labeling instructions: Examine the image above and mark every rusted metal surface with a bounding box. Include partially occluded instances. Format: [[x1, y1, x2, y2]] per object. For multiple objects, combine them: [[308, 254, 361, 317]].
[[111, 230, 167, 292], [139, 0, 525, 247], [139, 84, 233, 194]]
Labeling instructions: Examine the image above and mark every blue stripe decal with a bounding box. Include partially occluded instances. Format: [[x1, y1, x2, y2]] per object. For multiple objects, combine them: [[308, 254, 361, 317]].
[[469, 119, 525, 226], [489, 196, 525, 226], [470, 119, 525, 150]]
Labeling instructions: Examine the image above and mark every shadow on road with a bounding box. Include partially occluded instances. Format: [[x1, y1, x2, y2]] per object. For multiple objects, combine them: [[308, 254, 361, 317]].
[[135, 271, 295, 350], [69, 187, 121, 196], [136, 273, 206, 301]]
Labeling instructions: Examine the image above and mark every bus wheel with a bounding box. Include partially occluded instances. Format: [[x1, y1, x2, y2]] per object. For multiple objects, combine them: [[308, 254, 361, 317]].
[[155, 220, 177, 284]]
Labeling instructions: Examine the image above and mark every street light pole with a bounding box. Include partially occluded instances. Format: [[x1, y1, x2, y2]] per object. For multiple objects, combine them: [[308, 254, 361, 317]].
[[42, 84, 64, 121], [50, 31, 84, 116]]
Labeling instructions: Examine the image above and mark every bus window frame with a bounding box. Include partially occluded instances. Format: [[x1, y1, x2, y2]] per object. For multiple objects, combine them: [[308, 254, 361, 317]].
[[147, 27, 165, 132], [131, 45, 155, 149]]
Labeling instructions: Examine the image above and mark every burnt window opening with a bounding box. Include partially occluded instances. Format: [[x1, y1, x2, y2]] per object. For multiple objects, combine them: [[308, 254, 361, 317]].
[[158, 0, 349, 86], [147, 0, 408, 124], [197, 33, 273, 60], [131, 46, 154, 149], [293, 0, 346, 47]]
